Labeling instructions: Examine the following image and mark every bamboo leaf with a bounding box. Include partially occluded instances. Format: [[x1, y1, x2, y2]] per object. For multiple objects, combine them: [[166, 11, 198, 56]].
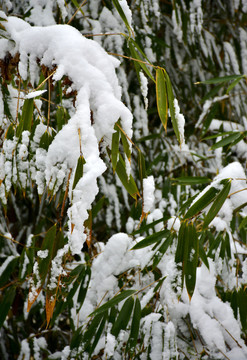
[[185, 223, 199, 299], [121, 129, 131, 160], [77, 266, 91, 308], [138, 149, 146, 189], [72, 155, 85, 190], [112, 0, 132, 34], [211, 132, 243, 150], [132, 229, 169, 250], [111, 123, 120, 172], [39, 224, 57, 283], [199, 239, 209, 269], [90, 290, 136, 316], [126, 298, 141, 353], [203, 180, 231, 228], [111, 296, 134, 337], [175, 221, 187, 264], [152, 234, 173, 268], [0, 257, 19, 288], [172, 176, 211, 185], [184, 187, 219, 219], [163, 71, 181, 143], [128, 41, 154, 81], [17, 99, 34, 137], [89, 311, 108, 356], [116, 154, 139, 199], [156, 68, 168, 131], [196, 74, 244, 85], [0, 286, 16, 328], [226, 76, 244, 94]]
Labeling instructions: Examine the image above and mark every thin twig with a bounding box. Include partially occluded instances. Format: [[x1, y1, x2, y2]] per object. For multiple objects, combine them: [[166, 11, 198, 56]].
[[67, 0, 87, 25]]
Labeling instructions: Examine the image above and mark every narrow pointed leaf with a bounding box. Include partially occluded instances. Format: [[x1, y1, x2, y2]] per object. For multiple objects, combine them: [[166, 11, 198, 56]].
[[199, 240, 209, 269], [89, 311, 108, 356], [72, 155, 85, 190], [121, 129, 131, 160], [116, 154, 139, 199], [111, 296, 134, 337], [203, 180, 231, 228], [156, 68, 168, 130], [112, 0, 132, 34], [17, 99, 34, 137], [126, 298, 141, 353], [90, 290, 136, 316], [197, 74, 244, 84], [211, 132, 243, 150], [0, 286, 16, 328], [185, 223, 199, 299], [111, 123, 120, 172], [138, 149, 146, 189], [164, 71, 181, 143], [226, 76, 244, 94], [184, 187, 219, 219], [128, 41, 154, 81], [0, 257, 19, 288], [175, 221, 187, 263], [39, 224, 56, 283], [172, 176, 211, 185], [132, 229, 169, 250]]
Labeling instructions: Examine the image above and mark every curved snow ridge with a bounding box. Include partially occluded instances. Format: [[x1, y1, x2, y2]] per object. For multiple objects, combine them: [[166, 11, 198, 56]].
[[1, 14, 133, 254]]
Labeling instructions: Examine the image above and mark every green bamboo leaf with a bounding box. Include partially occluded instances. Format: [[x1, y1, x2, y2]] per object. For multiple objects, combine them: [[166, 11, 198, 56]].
[[70, 325, 83, 350], [211, 132, 243, 150], [226, 76, 244, 94], [201, 83, 224, 103], [121, 129, 131, 160], [152, 234, 173, 268], [196, 74, 244, 85], [207, 232, 222, 258], [203, 131, 236, 140], [90, 290, 136, 316], [163, 71, 181, 143], [238, 287, 247, 331], [77, 266, 91, 308], [111, 296, 134, 337], [128, 41, 154, 81], [239, 216, 247, 230], [131, 229, 169, 250], [116, 154, 140, 199], [112, 0, 132, 34], [185, 223, 199, 299], [38, 224, 56, 283], [92, 196, 105, 218], [172, 176, 211, 185], [156, 68, 168, 131], [202, 103, 219, 136], [199, 238, 209, 269], [132, 215, 169, 235], [72, 156, 86, 190], [203, 180, 231, 229], [126, 297, 141, 353], [17, 99, 34, 137], [40, 131, 53, 150], [184, 187, 219, 220], [138, 149, 146, 190], [0, 257, 19, 288], [0, 286, 16, 328], [175, 221, 187, 264], [89, 311, 108, 356], [111, 123, 120, 172]]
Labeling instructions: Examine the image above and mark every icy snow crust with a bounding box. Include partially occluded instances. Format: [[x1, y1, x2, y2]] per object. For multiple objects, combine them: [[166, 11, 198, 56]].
[[1, 14, 132, 254]]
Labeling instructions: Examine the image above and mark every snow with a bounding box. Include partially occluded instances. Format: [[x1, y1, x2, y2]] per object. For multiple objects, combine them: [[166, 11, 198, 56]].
[[0, 14, 133, 254], [143, 176, 155, 213], [26, 90, 47, 99]]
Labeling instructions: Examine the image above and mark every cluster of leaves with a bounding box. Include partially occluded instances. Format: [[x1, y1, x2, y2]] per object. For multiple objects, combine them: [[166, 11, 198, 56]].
[[1, 1, 247, 359]]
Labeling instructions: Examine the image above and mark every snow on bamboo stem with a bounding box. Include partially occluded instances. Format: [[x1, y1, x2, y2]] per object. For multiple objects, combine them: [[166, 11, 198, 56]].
[[0, 13, 133, 254]]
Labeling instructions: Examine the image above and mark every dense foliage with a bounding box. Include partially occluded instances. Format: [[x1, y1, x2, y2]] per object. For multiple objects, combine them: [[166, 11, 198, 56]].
[[0, 1, 247, 359]]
